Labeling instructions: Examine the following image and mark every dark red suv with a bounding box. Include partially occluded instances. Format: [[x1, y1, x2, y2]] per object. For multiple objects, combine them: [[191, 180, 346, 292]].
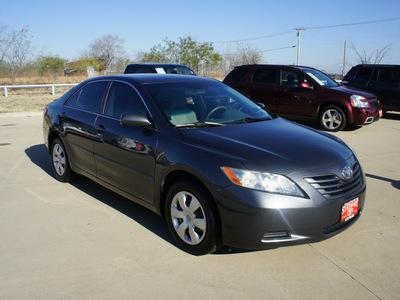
[[223, 65, 382, 131]]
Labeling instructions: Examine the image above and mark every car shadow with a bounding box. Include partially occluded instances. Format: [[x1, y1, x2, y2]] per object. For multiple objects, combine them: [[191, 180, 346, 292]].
[[383, 111, 400, 120], [25, 144, 175, 249], [24, 144, 53, 176], [366, 173, 400, 190]]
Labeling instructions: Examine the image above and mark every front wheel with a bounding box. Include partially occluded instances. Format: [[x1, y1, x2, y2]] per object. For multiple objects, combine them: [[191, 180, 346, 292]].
[[319, 106, 346, 132], [165, 181, 220, 255]]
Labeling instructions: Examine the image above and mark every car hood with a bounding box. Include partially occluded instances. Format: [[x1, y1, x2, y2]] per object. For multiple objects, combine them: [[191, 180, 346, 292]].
[[179, 118, 353, 174], [327, 85, 376, 98]]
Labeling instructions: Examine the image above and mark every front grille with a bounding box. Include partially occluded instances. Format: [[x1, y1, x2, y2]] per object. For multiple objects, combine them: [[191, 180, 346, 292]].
[[370, 100, 379, 108], [304, 162, 363, 199]]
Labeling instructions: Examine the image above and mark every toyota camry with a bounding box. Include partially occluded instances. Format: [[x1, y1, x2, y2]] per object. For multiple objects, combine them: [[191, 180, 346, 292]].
[[43, 74, 366, 255]]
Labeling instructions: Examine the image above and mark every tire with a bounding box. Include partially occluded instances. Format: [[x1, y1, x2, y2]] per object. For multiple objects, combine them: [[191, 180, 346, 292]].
[[319, 106, 346, 132], [165, 180, 220, 255], [50, 137, 72, 182]]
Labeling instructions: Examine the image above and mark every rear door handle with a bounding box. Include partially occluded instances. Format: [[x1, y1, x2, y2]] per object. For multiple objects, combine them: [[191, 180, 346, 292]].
[[95, 124, 106, 131]]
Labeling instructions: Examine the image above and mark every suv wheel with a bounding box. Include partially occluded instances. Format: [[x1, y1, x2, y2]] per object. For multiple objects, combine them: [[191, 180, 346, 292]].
[[319, 106, 346, 132], [165, 180, 220, 255]]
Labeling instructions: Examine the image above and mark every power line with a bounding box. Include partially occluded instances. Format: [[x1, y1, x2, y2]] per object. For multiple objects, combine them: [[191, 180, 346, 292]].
[[212, 30, 292, 44], [304, 16, 400, 30], [209, 17, 400, 44], [261, 45, 296, 53]]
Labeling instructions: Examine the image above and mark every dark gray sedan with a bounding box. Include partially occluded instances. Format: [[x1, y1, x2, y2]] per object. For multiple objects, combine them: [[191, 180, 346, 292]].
[[43, 74, 365, 255]]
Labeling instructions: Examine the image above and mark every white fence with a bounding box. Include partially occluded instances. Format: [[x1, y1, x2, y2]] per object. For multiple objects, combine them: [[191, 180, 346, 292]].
[[0, 83, 78, 97]]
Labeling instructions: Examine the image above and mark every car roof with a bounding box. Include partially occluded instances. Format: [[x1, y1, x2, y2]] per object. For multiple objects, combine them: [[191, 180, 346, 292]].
[[353, 64, 400, 68], [234, 64, 319, 71], [84, 74, 217, 85], [126, 63, 190, 67]]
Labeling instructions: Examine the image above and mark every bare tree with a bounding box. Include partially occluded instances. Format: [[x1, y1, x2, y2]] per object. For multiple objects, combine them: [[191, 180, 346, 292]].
[[351, 43, 390, 64], [84, 34, 126, 72], [223, 42, 263, 74], [1, 25, 34, 83], [0, 25, 8, 63]]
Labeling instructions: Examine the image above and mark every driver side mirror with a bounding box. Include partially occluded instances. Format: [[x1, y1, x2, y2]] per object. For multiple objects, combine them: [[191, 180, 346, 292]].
[[120, 113, 152, 127]]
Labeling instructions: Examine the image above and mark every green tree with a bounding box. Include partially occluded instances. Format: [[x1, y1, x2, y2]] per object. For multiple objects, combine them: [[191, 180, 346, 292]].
[[141, 36, 222, 75], [36, 55, 68, 78]]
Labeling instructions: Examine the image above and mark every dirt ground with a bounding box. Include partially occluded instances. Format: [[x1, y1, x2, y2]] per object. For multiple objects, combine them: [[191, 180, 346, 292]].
[[0, 87, 74, 113]]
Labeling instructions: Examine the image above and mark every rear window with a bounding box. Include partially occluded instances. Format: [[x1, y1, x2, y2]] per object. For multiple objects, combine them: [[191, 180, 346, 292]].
[[251, 69, 278, 84], [378, 68, 400, 83], [225, 68, 250, 82]]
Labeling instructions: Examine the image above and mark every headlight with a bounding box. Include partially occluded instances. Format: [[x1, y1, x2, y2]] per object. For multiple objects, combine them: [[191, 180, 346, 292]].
[[351, 95, 369, 108], [221, 167, 304, 197]]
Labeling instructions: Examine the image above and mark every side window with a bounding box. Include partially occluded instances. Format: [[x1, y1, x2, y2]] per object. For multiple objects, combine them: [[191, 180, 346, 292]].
[[76, 81, 109, 113], [65, 89, 81, 107], [225, 68, 250, 81], [251, 69, 278, 84], [104, 82, 147, 119], [136, 66, 154, 73], [281, 70, 303, 87], [355, 67, 374, 80], [378, 68, 400, 83]]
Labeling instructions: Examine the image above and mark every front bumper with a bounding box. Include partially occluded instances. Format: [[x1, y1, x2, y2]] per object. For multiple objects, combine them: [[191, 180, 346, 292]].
[[212, 165, 366, 250], [352, 106, 382, 125]]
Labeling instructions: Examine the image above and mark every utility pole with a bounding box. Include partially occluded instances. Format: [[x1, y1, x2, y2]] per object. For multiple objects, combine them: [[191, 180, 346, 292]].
[[294, 28, 305, 65], [342, 40, 347, 77]]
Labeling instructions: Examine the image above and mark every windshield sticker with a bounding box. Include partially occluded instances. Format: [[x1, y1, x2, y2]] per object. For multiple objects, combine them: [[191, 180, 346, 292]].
[[155, 67, 166, 74]]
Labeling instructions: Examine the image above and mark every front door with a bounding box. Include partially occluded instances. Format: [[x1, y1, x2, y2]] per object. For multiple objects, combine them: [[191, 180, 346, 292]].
[[94, 81, 158, 204]]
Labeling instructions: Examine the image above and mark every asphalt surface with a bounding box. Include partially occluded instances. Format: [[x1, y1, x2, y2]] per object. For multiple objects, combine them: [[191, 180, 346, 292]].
[[0, 111, 399, 299]]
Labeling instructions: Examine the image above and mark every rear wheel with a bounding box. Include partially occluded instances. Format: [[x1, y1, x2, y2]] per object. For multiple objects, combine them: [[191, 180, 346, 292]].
[[50, 138, 72, 182], [165, 180, 220, 255], [319, 106, 346, 132]]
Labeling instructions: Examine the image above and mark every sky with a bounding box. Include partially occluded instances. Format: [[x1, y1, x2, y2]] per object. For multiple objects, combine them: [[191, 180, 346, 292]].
[[1, 0, 399, 74]]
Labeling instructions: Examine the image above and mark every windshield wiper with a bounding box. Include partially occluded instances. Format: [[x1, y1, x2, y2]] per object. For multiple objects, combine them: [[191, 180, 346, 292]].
[[175, 121, 224, 128], [233, 117, 271, 124]]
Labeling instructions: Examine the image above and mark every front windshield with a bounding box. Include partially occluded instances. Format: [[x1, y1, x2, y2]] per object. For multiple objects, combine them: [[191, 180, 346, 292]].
[[303, 68, 339, 87], [146, 81, 272, 126]]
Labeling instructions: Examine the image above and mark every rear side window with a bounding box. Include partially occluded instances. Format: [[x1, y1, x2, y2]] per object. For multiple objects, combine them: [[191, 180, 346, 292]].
[[355, 67, 374, 80], [76, 81, 109, 113], [378, 68, 400, 83], [225, 68, 250, 81], [104, 82, 147, 119], [251, 69, 278, 84]]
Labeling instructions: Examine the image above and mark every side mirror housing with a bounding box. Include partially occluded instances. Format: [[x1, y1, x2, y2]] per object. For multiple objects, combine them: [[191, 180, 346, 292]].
[[257, 102, 266, 109], [300, 82, 312, 89], [120, 113, 152, 127]]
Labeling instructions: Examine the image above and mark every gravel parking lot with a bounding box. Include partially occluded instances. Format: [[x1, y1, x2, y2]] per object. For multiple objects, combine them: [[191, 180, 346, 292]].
[[0, 111, 399, 299]]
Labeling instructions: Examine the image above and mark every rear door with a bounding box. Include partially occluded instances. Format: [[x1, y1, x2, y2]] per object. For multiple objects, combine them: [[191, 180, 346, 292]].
[[246, 68, 278, 111], [61, 80, 109, 176], [94, 81, 158, 204]]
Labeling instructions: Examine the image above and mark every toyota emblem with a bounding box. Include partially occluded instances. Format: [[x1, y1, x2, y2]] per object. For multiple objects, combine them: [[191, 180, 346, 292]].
[[342, 166, 353, 180]]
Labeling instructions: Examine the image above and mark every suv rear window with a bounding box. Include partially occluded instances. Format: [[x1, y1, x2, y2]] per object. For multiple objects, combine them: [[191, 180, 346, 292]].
[[378, 68, 400, 83], [225, 68, 250, 81]]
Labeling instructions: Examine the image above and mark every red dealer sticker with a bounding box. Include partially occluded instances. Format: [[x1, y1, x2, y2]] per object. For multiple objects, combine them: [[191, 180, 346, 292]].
[[341, 198, 359, 223]]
